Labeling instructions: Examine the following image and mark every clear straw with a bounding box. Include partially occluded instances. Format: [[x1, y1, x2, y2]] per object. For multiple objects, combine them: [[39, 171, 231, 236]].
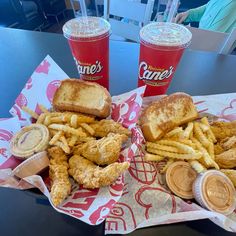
[[166, 0, 179, 23], [78, 0, 89, 25], [79, 0, 87, 17]]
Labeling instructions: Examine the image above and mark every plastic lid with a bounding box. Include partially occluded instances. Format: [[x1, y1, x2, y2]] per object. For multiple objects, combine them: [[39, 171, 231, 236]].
[[193, 170, 236, 215], [166, 161, 197, 199], [10, 124, 49, 159], [63, 17, 111, 40], [12, 151, 49, 179], [140, 22, 192, 48]]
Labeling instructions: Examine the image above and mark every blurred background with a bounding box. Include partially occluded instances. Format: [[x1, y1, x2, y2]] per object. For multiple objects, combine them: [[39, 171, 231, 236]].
[[0, 0, 208, 33], [1, 0, 235, 54]]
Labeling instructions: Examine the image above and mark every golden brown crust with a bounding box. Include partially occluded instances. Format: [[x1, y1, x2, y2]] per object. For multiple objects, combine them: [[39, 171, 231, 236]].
[[140, 93, 198, 141], [211, 121, 236, 141], [52, 79, 111, 118]]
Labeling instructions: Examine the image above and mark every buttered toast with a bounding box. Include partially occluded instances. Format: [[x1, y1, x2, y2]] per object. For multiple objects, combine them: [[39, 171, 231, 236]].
[[140, 93, 198, 141], [52, 79, 112, 118]]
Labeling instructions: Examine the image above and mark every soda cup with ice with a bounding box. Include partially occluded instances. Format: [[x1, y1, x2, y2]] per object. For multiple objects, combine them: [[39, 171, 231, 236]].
[[63, 17, 111, 90], [138, 22, 192, 96]]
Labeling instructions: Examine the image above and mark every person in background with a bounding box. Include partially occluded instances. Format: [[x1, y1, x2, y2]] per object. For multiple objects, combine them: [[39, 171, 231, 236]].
[[175, 0, 236, 33]]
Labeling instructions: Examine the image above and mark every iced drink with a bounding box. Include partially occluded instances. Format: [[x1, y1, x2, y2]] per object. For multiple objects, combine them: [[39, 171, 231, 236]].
[[138, 22, 192, 96], [63, 17, 111, 90]]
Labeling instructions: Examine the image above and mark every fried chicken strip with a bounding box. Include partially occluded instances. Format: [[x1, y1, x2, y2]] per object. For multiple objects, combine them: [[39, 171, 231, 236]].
[[68, 155, 129, 188], [90, 119, 131, 138], [48, 147, 71, 206], [221, 136, 236, 150], [211, 121, 236, 141], [80, 133, 127, 165], [215, 147, 236, 168], [220, 169, 236, 188]]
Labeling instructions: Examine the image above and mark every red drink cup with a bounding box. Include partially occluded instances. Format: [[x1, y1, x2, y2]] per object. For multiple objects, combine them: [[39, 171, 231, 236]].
[[63, 17, 111, 90], [138, 22, 192, 96]]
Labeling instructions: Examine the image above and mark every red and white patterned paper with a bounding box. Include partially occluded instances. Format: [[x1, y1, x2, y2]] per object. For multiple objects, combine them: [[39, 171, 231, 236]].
[[0, 55, 146, 225], [1, 55, 236, 233], [9, 55, 67, 126], [105, 93, 236, 234], [0, 117, 21, 168]]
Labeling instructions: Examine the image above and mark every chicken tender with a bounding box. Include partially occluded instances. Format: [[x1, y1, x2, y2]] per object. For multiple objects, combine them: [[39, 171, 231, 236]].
[[220, 169, 236, 187], [48, 147, 71, 206], [214, 143, 224, 155], [90, 119, 131, 138], [215, 148, 236, 168], [221, 136, 236, 150], [68, 155, 129, 188], [211, 121, 236, 141], [81, 133, 128, 165]]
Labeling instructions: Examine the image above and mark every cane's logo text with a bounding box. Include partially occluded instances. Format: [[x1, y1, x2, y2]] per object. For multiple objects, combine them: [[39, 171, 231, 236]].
[[76, 60, 103, 75], [139, 61, 174, 81]]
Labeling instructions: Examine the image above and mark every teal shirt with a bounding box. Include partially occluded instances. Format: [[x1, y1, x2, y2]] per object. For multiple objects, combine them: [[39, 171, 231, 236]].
[[185, 0, 236, 33]]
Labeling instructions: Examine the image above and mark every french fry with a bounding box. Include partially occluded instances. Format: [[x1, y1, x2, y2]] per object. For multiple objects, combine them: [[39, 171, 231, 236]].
[[199, 123, 209, 132], [49, 129, 58, 137], [60, 112, 95, 124], [144, 152, 165, 161], [44, 116, 51, 126], [68, 135, 78, 147], [160, 159, 174, 174], [54, 141, 70, 154], [207, 142, 215, 160], [44, 112, 63, 117], [146, 142, 179, 153], [165, 127, 183, 138], [191, 137, 219, 169], [177, 139, 197, 149], [201, 117, 217, 143], [80, 123, 95, 136], [50, 117, 63, 123], [49, 131, 63, 145], [59, 136, 70, 153], [189, 160, 206, 173], [156, 140, 196, 154], [38, 104, 49, 113], [193, 122, 210, 148], [59, 136, 68, 146], [147, 148, 201, 160], [36, 113, 46, 124], [49, 124, 86, 137], [70, 114, 78, 128], [183, 122, 193, 139], [77, 114, 95, 124], [62, 113, 72, 123], [21, 106, 39, 119]]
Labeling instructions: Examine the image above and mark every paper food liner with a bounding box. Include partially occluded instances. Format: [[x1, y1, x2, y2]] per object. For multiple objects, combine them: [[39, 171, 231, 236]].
[[1, 55, 236, 233], [104, 93, 236, 234], [0, 55, 146, 225]]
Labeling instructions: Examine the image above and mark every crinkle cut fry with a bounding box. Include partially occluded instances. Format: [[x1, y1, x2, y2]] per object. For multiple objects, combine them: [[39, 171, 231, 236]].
[[147, 148, 201, 160], [48, 147, 71, 206]]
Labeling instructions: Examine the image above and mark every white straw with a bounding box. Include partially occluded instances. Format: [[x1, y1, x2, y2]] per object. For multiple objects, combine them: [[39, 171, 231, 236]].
[[78, 0, 89, 26], [79, 0, 87, 17], [166, 0, 179, 23]]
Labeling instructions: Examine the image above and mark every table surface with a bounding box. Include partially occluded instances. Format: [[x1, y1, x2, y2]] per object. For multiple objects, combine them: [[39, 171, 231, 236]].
[[0, 27, 236, 236]]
